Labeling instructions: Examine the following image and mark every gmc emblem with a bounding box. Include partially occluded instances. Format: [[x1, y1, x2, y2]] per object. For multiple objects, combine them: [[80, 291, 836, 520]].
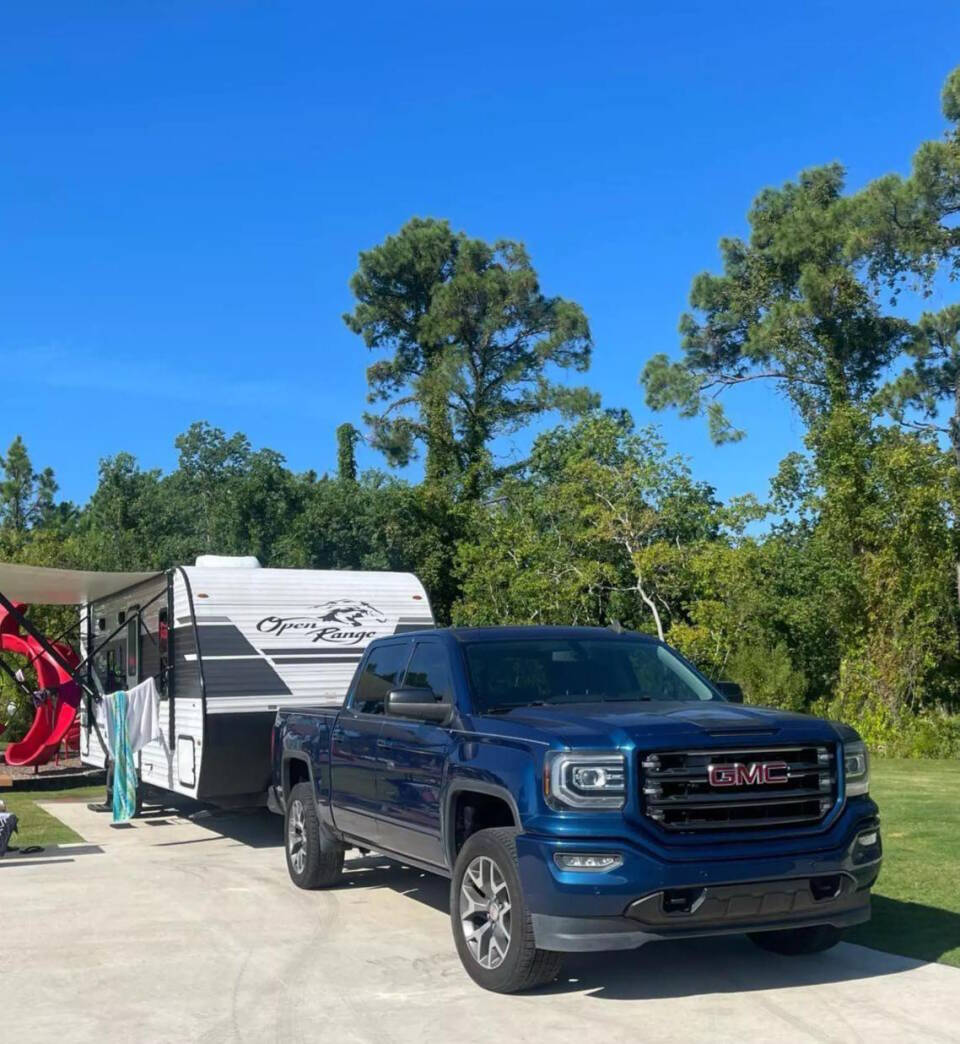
[[708, 761, 789, 787]]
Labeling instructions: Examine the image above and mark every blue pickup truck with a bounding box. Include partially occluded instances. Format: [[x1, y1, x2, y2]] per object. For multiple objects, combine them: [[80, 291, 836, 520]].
[[270, 626, 881, 993]]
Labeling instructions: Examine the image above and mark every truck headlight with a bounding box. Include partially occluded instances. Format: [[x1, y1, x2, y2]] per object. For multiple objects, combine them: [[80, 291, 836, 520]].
[[844, 741, 869, 797], [545, 751, 626, 810]]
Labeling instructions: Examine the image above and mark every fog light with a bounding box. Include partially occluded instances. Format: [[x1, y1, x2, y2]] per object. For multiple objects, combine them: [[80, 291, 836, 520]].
[[857, 831, 878, 846], [553, 853, 623, 872]]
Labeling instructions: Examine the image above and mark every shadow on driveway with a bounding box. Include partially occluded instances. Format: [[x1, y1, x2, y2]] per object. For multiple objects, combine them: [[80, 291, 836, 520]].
[[848, 895, 960, 966], [332, 854, 939, 1000]]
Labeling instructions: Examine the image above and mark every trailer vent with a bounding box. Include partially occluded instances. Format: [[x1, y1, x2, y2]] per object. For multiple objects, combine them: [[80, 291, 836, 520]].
[[639, 745, 836, 832]]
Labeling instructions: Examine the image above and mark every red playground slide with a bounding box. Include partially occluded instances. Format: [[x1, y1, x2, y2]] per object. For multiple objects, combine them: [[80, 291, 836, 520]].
[[1, 603, 82, 767]]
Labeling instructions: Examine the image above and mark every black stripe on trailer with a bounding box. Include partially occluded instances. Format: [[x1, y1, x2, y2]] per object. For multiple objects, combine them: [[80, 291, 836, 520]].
[[195, 625, 258, 657], [202, 656, 292, 697]]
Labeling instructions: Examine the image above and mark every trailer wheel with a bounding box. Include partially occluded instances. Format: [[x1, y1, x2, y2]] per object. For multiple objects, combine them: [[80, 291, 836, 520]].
[[285, 782, 343, 889]]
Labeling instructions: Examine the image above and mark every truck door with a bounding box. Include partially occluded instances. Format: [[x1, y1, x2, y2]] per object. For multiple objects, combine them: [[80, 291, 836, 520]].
[[377, 639, 455, 868], [329, 639, 412, 844]]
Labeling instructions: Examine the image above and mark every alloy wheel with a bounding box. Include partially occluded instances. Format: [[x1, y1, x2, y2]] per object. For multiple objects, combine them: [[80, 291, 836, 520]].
[[288, 798, 306, 875], [459, 855, 513, 969]]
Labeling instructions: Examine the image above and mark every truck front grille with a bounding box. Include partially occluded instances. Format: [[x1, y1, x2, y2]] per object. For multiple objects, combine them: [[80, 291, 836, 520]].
[[639, 745, 836, 832]]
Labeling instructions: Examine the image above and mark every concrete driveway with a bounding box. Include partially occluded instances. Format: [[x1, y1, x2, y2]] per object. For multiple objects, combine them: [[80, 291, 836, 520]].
[[2, 801, 958, 1044]]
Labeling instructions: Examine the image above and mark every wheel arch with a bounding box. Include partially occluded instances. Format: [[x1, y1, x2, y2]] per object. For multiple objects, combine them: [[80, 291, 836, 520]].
[[282, 753, 315, 806], [444, 780, 522, 870]]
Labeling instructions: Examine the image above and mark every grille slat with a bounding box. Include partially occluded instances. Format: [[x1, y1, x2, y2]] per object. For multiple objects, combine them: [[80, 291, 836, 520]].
[[640, 745, 836, 832], [645, 785, 832, 807], [640, 760, 826, 781]]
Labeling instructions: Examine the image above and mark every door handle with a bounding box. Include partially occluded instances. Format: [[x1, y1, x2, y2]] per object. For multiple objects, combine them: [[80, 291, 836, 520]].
[[376, 738, 388, 749]]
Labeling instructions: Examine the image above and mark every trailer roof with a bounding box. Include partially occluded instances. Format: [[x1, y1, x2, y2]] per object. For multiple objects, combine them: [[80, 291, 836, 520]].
[[0, 562, 161, 604]]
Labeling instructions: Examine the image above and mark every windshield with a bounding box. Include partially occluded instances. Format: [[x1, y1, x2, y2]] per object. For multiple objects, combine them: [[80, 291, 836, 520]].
[[463, 637, 719, 713]]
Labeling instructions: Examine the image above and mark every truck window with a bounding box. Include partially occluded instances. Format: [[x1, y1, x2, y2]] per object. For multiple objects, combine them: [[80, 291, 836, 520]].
[[464, 637, 719, 712], [403, 642, 453, 702], [352, 642, 410, 715]]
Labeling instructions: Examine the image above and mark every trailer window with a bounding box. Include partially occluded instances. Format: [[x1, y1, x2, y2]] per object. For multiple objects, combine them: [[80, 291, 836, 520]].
[[97, 643, 125, 692], [352, 642, 410, 715]]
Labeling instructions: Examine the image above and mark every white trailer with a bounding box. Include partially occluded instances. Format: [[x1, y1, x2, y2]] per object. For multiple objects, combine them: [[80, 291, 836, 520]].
[[0, 558, 433, 805]]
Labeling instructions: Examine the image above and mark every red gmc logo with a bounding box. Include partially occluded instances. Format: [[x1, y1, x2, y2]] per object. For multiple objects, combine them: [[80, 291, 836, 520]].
[[708, 761, 789, 787]]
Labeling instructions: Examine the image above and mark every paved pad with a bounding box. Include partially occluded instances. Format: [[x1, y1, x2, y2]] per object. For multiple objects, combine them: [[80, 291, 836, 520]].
[[1, 801, 958, 1043]]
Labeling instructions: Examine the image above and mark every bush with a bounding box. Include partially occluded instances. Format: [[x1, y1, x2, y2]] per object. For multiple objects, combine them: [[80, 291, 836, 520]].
[[812, 689, 960, 759], [0, 683, 35, 744], [725, 641, 807, 712], [0, 654, 42, 744]]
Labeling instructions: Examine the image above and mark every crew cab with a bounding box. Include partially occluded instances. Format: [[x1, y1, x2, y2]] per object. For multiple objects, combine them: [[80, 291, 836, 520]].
[[270, 627, 881, 993]]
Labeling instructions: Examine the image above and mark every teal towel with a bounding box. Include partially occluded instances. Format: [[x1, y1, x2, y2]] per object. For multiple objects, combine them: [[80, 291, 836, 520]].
[[106, 689, 137, 823]]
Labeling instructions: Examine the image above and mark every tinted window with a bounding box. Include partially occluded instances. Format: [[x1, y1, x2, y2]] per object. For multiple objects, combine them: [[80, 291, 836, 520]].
[[352, 642, 410, 714], [403, 642, 453, 702], [463, 638, 718, 713]]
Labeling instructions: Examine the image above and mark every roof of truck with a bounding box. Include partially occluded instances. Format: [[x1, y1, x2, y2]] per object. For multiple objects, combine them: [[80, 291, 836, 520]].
[[381, 625, 659, 643]]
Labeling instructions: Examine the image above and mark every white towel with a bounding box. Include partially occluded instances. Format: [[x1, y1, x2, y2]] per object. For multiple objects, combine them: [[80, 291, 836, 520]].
[[104, 677, 162, 756]]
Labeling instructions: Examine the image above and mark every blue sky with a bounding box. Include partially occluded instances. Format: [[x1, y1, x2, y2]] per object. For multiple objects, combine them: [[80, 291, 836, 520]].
[[2, 2, 958, 507]]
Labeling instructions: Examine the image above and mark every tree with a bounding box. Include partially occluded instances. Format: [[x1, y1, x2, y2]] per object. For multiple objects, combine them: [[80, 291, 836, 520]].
[[641, 166, 913, 442], [336, 423, 359, 482], [170, 421, 252, 552], [772, 406, 960, 732], [79, 453, 166, 569], [853, 66, 960, 294], [454, 413, 730, 639], [0, 436, 58, 533], [853, 67, 960, 463], [849, 66, 960, 600], [277, 471, 466, 622], [344, 217, 596, 491]]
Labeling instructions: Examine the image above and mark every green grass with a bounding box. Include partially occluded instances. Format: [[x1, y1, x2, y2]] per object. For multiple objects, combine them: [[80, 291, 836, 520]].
[[1, 785, 105, 847], [848, 758, 960, 968]]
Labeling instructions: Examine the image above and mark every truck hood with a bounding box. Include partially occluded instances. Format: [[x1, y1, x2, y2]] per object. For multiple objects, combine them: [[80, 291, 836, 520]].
[[476, 701, 842, 749]]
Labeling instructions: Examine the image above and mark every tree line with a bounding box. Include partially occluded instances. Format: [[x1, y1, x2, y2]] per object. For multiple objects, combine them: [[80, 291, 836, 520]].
[[3, 68, 960, 756]]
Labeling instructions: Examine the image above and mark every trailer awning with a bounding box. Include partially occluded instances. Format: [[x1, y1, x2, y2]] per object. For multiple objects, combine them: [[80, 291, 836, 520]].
[[0, 562, 161, 604]]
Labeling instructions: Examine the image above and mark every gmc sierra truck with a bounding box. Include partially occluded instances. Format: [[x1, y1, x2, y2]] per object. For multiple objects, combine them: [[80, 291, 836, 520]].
[[270, 626, 881, 993]]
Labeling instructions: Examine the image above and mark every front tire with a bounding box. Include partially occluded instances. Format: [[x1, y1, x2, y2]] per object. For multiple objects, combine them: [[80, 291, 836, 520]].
[[451, 827, 563, 993], [749, 924, 843, 955], [284, 782, 344, 889]]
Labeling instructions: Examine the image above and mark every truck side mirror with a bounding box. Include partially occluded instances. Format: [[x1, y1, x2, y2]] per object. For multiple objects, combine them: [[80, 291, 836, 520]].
[[386, 687, 453, 724], [715, 681, 744, 704]]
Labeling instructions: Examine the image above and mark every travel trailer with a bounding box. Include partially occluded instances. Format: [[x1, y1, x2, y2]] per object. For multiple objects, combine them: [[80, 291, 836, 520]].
[[0, 558, 433, 805]]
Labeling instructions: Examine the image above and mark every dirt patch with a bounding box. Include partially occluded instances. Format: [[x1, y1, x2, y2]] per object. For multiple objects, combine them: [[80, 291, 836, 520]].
[[1, 751, 84, 779]]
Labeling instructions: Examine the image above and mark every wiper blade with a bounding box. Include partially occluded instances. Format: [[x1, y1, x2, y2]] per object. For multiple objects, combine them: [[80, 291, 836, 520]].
[[483, 701, 548, 714]]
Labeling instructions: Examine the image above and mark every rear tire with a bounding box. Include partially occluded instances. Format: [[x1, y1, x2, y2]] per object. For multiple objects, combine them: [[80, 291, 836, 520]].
[[748, 924, 843, 955], [284, 782, 344, 889], [451, 827, 563, 993]]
